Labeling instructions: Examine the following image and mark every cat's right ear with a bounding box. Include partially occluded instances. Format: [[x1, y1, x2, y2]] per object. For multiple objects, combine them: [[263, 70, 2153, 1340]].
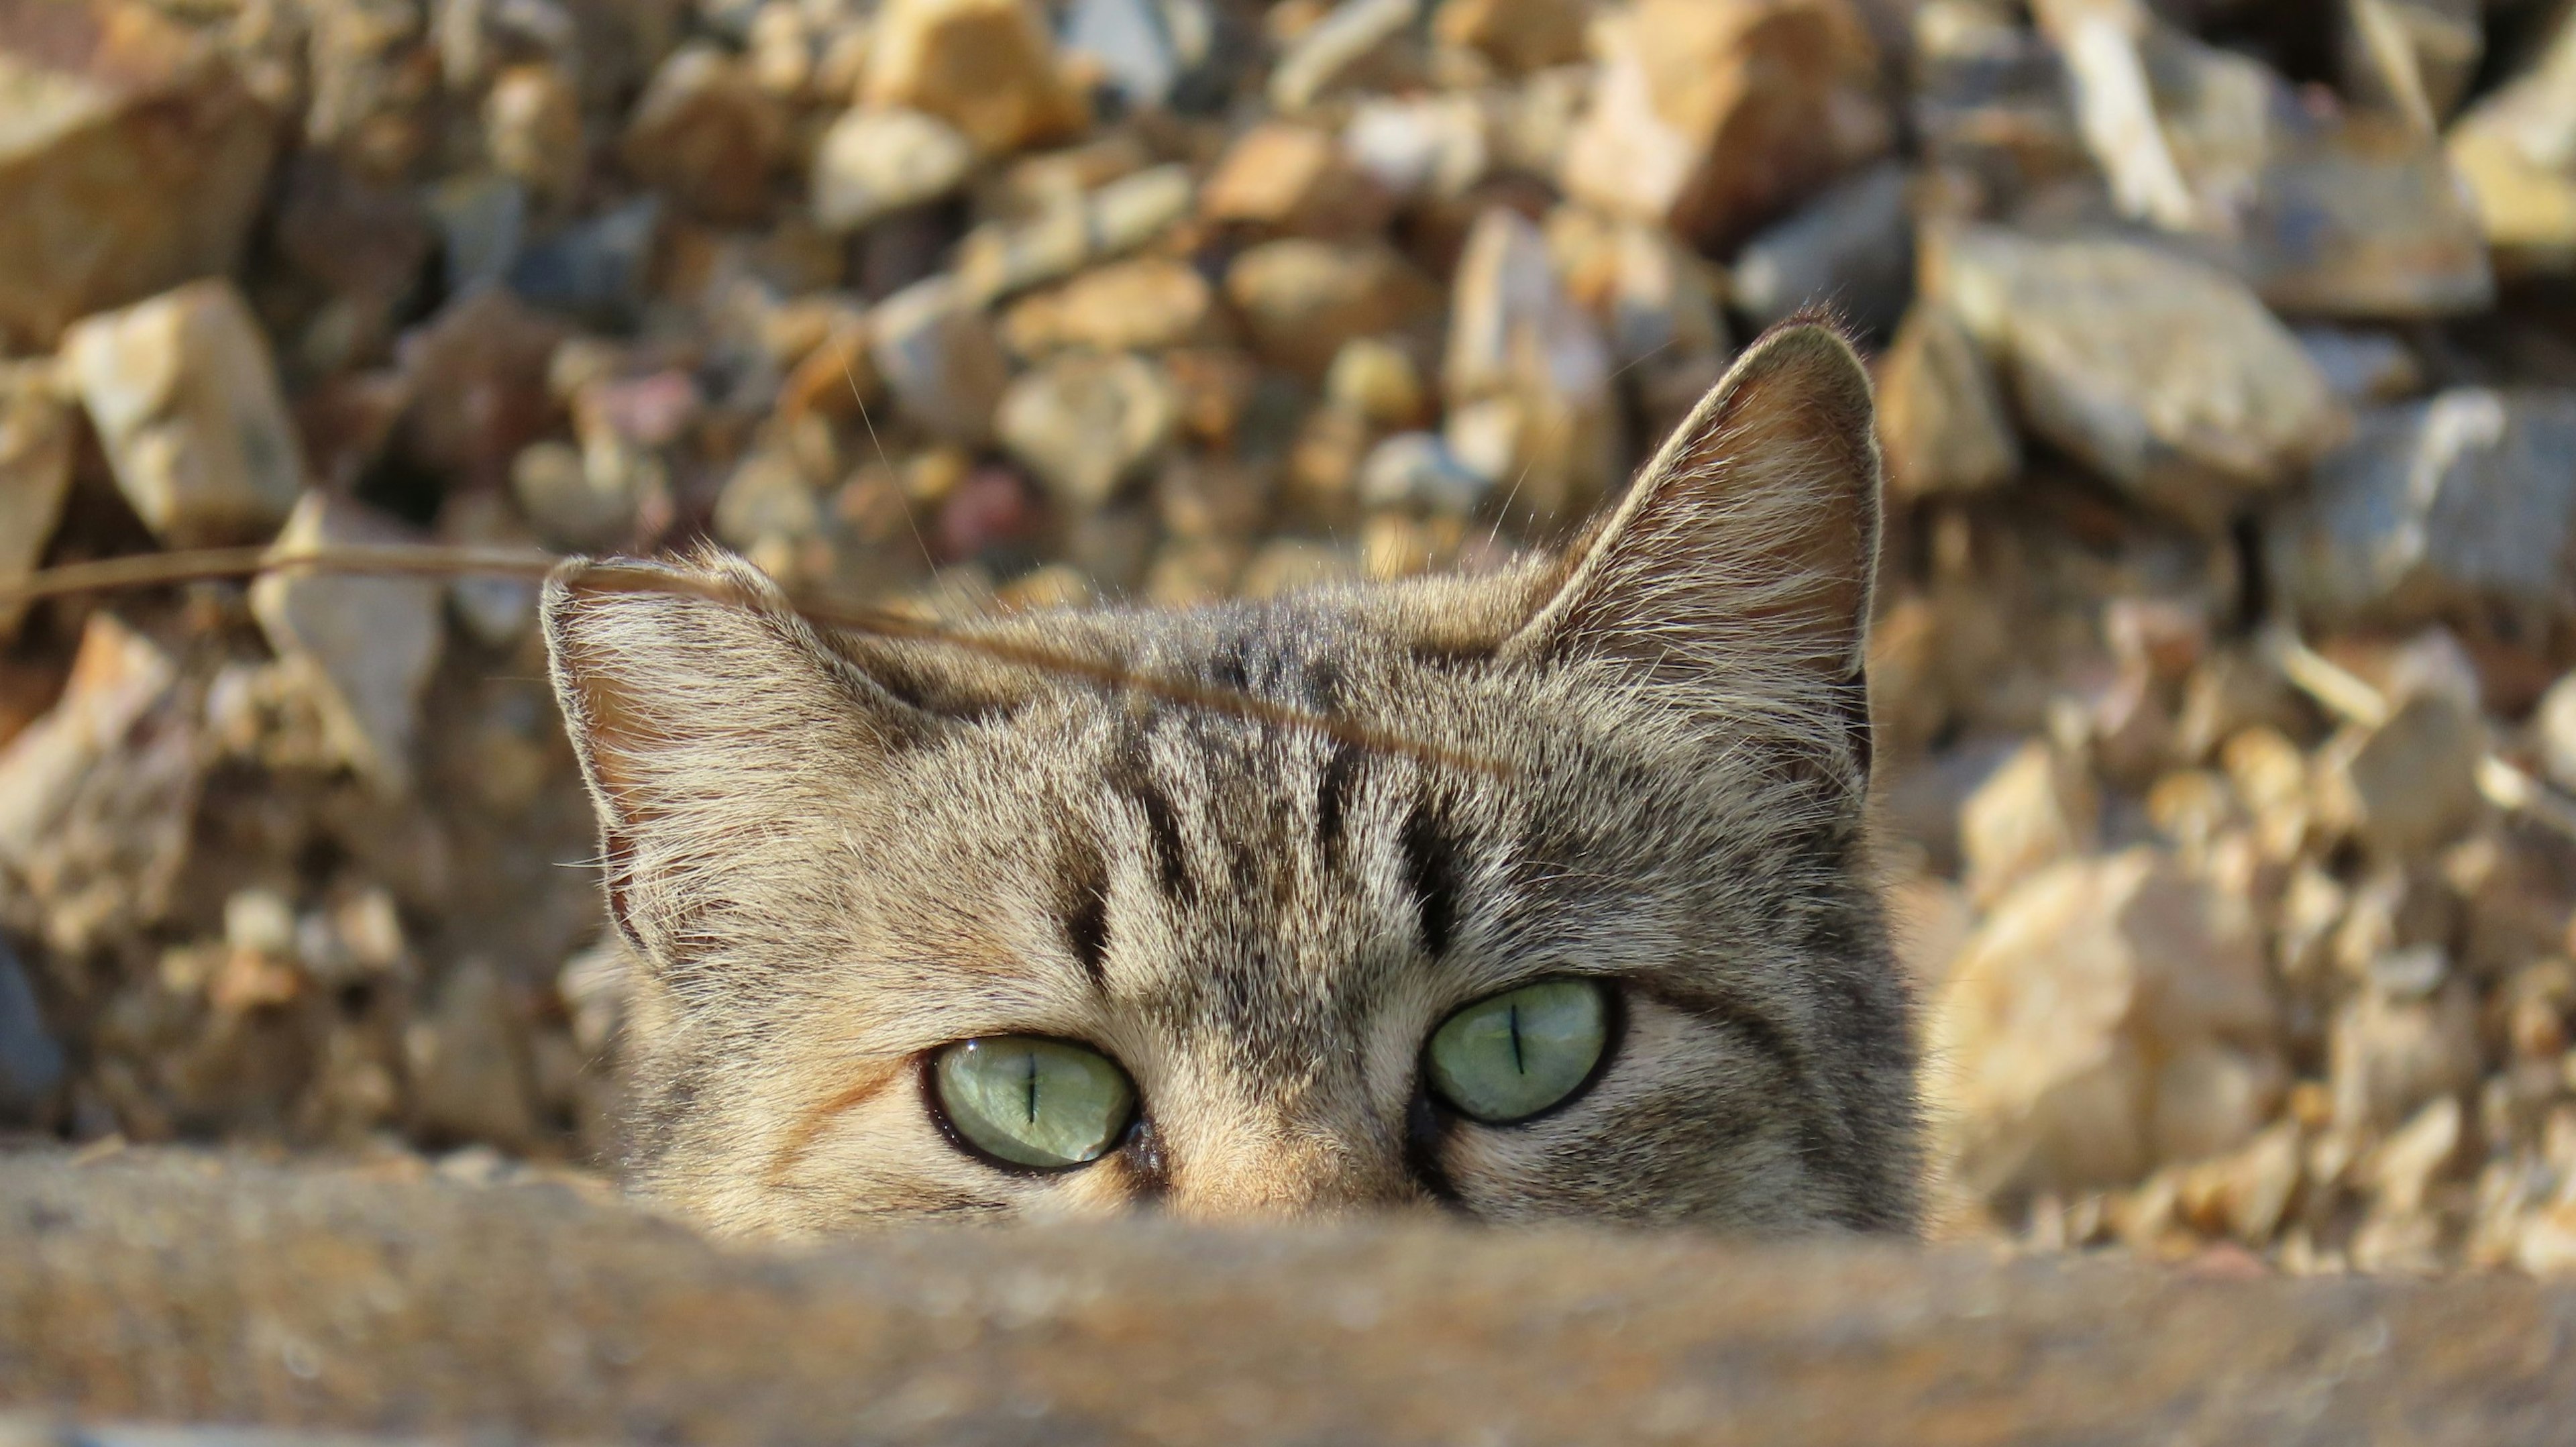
[[542, 551, 930, 955]]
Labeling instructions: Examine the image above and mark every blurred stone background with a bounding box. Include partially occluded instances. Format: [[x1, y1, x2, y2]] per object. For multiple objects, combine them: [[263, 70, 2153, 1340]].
[[1, 0, 2575, 1277]]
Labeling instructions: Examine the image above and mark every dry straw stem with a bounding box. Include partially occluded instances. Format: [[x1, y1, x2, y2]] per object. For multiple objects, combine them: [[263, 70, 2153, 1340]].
[[1, 543, 1505, 778]]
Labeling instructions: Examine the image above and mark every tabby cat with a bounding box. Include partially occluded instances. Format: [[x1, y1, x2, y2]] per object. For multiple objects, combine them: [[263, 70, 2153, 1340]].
[[542, 323, 1921, 1236]]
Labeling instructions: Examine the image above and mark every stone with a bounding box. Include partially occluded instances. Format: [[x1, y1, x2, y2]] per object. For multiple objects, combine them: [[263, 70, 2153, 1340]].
[[1358, 431, 1489, 516], [1326, 337, 1428, 429], [1001, 258, 1217, 357], [955, 164, 1195, 301], [482, 62, 584, 205], [2313, 692, 2487, 858], [1931, 849, 2281, 1201], [996, 352, 1179, 511], [405, 959, 541, 1151], [0, 364, 74, 638], [1063, 0, 1179, 109], [2330, 979, 2480, 1133], [1342, 95, 1490, 207], [2242, 113, 2495, 319], [809, 107, 976, 234], [861, 0, 1089, 154], [869, 277, 1011, 445], [1200, 122, 1391, 239], [251, 493, 446, 796], [0, 0, 278, 350], [1439, 208, 1619, 525], [0, 613, 197, 957], [0, 936, 62, 1125], [1729, 160, 1913, 335], [2176, 1121, 2301, 1245], [2445, 9, 2576, 276], [2266, 389, 2576, 628], [1560, 0, 1890, 252], [2297, 327, 2423, 405], [2341, 0, 2482, 133], [506, 196, 663, 327], [391, 287, 569, 495], [1224, 239, 1439, 379], [1907, 1, 2090, 209], [1958, 739, 2100, 907], [1874, 302, 2019, 497], [621, 44, 788, 224], [1432, 0, 1589, 74], [1926, 227, 2345, 526], [2534, 672, 2576, 797], [1269, 0, 1419, 112], [511, 439, 636, 552], [62, 279, 306, 549], [2029, 0, 2275, 237]]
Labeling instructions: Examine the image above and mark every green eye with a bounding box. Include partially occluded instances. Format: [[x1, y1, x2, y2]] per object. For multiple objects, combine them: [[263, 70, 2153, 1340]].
[[1424, 979, 1611, 1124], [932, 1036, 1137, 1169]]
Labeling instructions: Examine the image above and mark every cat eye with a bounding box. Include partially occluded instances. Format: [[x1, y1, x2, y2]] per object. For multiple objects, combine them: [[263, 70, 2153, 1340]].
[[1424, 979, 1611, 1124], [932, 1036, 1137, 1170]]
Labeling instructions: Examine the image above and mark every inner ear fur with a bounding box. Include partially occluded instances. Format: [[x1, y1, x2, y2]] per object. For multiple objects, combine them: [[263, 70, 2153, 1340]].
[[1503, 321, 1884, 774]]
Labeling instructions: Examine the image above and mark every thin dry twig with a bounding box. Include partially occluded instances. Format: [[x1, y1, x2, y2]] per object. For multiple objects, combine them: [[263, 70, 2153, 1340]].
[[1, 543, 1507, 778]]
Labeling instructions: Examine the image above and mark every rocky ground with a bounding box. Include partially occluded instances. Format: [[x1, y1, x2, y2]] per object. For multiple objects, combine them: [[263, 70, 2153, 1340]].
[[3, 0, 2576, 1283]]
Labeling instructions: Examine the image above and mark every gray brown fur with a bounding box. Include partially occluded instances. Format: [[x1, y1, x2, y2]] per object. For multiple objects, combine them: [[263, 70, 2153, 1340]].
[[543, 323, 1922, 1237]]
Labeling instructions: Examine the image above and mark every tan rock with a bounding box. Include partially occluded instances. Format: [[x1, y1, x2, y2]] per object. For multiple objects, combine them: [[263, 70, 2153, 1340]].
[[1561, 0, 1890, 252], [1875, 303, 2019, 497], [405, 959, 541, 1152], [1926, 227, 2344, 525], [869, 277, 1010, 445], [62, 279, 306, 548], [1957, 741, 2100, 907], [1002, 258, 1218, 357], [483, 63, 584, 205], [2342, 0, 2482, 134], [1432, 0, 1589, 74], [1438, 208, 1619, 525], [1224, 239, 1440, 378], [2444, 5, 2576, 275], [996, 352, 1179, 511], [0, 0, 277, 350], [1269, 0, 1421, 112], [1200, 123, 1392, 239], [2329, 980, 2479, 1133], [810, 107, 977, 233], [861, 0, 1088, 155], [955, 164, 1195, 301], [2313, 692, 2486, 857], [1931, 849, 2279, 1201], [251, 494, 446, 797], [621, 44, 789, 224], [0, 364, 74, 638]]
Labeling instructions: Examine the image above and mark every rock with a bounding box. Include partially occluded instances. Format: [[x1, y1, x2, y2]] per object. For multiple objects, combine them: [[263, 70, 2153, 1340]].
[[251, 494, 446, 796], [1925, 227, 2344, 526], [861, 0, 1089, 154], [955, 164, 1195, 301], [1728, 159, 1913, 335], [1225, 239, 1439, 379], [996, 352, 1179, 510], [2445, 9, 2576, 276], [0, 365, 74, 638], [1560, 0, 1890, 252], [1326, 337, 1428, 429], [1432, 0, 1589, 74], [1063, 0, 1180, 109], [506, 197, 663, 327], [433, 493, 539, 650], [2296, 327, 2422, 405], [2341, 0, 2482, 134], [1438, 209, 1619, 525], [2176, 1121, 2302, 1245], [2533, 673, 2576, 797], [1958, 740, 2101, 907], [1931, 849, 2281, 1201], [1002, 258, 1217, 357], [0, 613, 198, 957], [391, 288, 569, 495], [0, 936, 63, 1125], [1907, 1, 2090, 209], [1269, 0, 1419, 112], [483, 62, 584, 205], [2330, 979, 2479, 1132], [405, 959, 541, 1151], [621, 44, 788, 224], [2242, 114, 2495, 319], [1200, 122, 1391, 239], [1342, 95, 1490, 207], [1874, 302, 2019, 497], [0, 0, 278, 350], [2267, 389, 2576, 627], [427, 171, 530, 293], [810, 107, 976, 234], [2366, 1093, 2465, 1220], [511, 439, 636, 551], [1358, 431, 1489, 516], [869, 276, 1010, 444], [2029, 0, 2275, 237], [2313, 692, 2486, 858], [62, 278, 306, 548], [1551, 212, 1731, 431]]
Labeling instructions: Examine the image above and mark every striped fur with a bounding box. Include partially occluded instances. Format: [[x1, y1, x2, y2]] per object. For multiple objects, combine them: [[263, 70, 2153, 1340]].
[[544, 324, 1922, 1237]]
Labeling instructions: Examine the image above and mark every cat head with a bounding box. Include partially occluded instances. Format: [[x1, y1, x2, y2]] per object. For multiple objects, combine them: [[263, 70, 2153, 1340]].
[[543, 323, 1920, 1236]]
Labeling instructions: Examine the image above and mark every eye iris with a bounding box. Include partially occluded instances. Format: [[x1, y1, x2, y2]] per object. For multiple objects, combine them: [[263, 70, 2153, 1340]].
[[1425, 979, 1609, 1124], [934, 1036, 1136, 1169]]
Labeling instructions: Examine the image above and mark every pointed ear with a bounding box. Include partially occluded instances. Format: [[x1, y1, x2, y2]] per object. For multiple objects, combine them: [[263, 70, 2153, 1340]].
[[1503, 322, 1884, 781], [542, 551, 931, 962]]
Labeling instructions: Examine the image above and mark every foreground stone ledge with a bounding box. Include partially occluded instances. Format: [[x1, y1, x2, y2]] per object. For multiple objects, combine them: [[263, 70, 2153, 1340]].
[[1, 1151, 2571, 1446]]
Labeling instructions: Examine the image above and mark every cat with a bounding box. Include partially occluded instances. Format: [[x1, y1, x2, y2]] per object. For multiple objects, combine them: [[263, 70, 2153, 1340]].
[[541, 321, 1922, 1237]]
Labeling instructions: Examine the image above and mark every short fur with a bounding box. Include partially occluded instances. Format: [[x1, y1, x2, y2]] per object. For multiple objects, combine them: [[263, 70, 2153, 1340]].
[[544, 324, 1922, 1236]]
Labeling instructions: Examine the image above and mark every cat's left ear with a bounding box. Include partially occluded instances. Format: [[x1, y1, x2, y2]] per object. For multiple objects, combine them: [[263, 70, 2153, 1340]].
[[1502, 321, 1882, 780]]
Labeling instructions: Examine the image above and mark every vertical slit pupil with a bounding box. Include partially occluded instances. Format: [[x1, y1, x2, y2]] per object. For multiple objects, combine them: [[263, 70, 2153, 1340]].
[[1023, 1050, 1040, 1124], [1509, 1002, 1525, 1075]]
